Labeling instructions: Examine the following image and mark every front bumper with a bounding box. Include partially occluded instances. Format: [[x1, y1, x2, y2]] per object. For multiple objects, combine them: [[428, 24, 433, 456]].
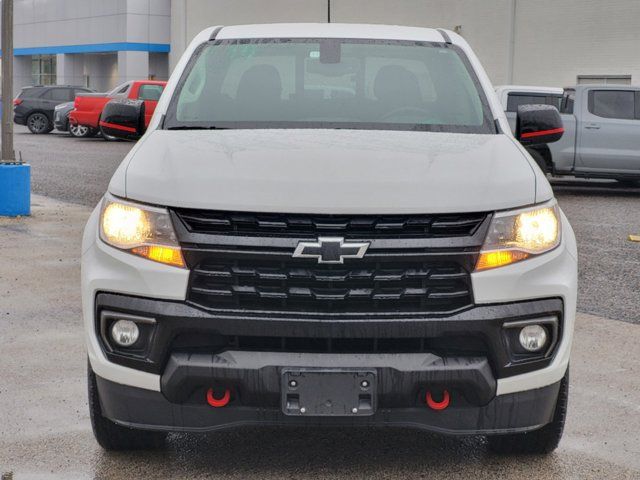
[[92, 292, 563, 433], [54, 111, 69, 131], [96, 374, 561, 435]]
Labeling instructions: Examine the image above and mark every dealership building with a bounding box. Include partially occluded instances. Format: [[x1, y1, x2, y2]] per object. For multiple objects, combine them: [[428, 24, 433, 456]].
[[170, 0, 640, 88], [5, 0, 170, 94], [3, 0, 640, 94]]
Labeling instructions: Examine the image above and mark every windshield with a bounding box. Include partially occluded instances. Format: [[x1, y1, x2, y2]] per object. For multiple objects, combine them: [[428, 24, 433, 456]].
[[164, 38, 495, 133]]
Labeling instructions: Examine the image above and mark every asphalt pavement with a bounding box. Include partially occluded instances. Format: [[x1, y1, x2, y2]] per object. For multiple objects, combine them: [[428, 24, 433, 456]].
[[14, 126, 640, 324], [1, 196, 639, 479]]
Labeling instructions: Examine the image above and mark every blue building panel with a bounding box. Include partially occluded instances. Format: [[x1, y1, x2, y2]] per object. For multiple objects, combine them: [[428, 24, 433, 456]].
[[10, 42, 170, 56]]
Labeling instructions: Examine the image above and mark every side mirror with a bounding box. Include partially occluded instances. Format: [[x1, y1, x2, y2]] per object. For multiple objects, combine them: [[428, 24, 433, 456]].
[[99, 99, 145, 140], [516, 104, 564, 145]]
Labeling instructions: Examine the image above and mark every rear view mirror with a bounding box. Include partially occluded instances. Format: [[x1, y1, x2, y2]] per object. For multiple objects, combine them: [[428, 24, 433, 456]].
[[99, 99, 145, 140], [516, 104, 564, 145]]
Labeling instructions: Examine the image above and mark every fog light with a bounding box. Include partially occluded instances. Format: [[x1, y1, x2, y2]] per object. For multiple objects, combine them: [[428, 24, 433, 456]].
[[519, 324, 548, 352], [110, 319, 140, 347]]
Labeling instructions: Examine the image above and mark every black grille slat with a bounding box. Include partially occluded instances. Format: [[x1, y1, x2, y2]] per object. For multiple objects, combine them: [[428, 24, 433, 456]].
[[175, 209, 486, 315], [175, 209, 487, 238], [188, 257, 472, 314]]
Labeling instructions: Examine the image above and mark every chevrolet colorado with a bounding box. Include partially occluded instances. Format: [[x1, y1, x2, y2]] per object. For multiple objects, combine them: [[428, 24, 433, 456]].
[[82, 24, 577, 454]]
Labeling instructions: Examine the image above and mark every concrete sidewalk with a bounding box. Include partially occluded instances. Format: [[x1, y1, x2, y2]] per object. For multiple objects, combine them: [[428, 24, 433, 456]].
[[1, 195, 639, 479]]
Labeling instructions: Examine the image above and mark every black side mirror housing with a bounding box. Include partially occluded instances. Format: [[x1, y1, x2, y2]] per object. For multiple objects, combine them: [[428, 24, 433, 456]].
[[516, 104, 564, 146], [99, 99, 146, 141]]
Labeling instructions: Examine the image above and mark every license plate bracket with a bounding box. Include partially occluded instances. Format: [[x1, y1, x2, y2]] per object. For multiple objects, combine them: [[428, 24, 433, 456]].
[[281, 369, 376, 416]]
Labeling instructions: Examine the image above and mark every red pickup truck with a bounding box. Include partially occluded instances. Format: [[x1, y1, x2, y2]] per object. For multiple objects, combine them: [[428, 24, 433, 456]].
[[69, 80, 166, 138]]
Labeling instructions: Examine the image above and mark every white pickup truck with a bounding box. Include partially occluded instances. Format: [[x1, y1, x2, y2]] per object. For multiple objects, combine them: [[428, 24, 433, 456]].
[[498, 84, 640, 183], [82, 23, 577, 454]]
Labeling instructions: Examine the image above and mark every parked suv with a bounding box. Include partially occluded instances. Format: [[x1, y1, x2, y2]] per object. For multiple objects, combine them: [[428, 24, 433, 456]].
[[14, 85, 94, 134], [82, 24, 577, 454]]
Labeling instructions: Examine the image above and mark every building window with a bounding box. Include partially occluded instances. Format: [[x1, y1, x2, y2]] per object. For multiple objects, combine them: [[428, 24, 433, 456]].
[[32, 55, 56, 85], [577, 75, 631, 85]]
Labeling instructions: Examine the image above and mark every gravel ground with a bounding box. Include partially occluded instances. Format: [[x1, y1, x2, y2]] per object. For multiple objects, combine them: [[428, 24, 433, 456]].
[[554, 181, 640, 324], [15, 126, 640, 324]]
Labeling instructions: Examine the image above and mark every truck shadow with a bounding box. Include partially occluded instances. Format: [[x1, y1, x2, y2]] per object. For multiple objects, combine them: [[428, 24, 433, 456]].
[[90, 427, 572, 479]]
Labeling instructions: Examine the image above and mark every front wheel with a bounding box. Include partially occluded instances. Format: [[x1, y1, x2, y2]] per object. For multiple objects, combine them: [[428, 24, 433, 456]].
[[88, 361, 166, 451], [27, 112, 53, 134], [528, 149, 549, 174], [69, 123, 97, 138], [487, 369, 569, 455], [100, 126, 118, 141]]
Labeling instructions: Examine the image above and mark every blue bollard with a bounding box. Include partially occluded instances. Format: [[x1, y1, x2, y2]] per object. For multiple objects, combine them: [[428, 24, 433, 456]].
[[0, 163, 31, 216]]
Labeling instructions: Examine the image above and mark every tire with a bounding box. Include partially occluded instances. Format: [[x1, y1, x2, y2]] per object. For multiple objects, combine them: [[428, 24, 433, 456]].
[[528, 149, 549, 174], [88, 361, 167, 451], [488, 369, 569, 455], [100, 126, 118, 141], [27, 112, 53, 134], [69, 123, 96, 138]]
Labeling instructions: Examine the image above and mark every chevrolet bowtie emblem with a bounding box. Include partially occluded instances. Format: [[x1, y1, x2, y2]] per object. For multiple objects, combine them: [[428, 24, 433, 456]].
[[292, 237, 370, 264]]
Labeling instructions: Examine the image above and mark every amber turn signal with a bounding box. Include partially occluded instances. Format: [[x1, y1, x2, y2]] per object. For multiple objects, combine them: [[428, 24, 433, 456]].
[[476, 250, 529, 271], [131, 245, 185, 268]]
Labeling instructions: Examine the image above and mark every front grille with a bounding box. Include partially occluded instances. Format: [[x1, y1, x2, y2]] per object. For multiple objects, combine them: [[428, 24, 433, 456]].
[[174, 209, 488, 239], [188, 256, 474, 314]]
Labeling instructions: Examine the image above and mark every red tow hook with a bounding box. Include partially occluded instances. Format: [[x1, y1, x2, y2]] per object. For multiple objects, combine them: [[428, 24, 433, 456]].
[[426, 390, 450, 411], [206, 388, 231, 408]]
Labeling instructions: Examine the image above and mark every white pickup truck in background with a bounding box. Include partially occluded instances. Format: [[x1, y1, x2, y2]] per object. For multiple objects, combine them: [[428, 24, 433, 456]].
[[496, 84, 640, 185]]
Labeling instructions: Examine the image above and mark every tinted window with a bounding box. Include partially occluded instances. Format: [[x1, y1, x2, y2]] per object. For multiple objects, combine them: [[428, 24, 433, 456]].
[[166, 38, 495, 133], [546, 95, 562, 110], [507, 93, 547, 112], [588, 90, 635, 119], [43, 88, 72, 101], [138, 84, 164, 101], [18, 87, 42, 99]]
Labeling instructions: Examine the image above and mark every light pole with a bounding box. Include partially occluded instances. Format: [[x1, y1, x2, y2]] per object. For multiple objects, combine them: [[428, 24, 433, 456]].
[[1, 0, 14, 163]]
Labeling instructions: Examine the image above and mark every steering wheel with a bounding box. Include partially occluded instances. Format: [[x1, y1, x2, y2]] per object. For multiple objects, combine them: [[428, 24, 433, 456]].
[[381, 106, 431, 122]]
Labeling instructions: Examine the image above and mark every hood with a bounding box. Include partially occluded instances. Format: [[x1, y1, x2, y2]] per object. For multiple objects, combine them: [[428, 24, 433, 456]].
[[116, 129, 538, 214]]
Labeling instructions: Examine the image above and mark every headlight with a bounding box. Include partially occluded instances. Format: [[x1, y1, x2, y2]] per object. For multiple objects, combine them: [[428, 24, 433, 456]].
[[476, 201, 561, 271], [99, 195, 185, 268]]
